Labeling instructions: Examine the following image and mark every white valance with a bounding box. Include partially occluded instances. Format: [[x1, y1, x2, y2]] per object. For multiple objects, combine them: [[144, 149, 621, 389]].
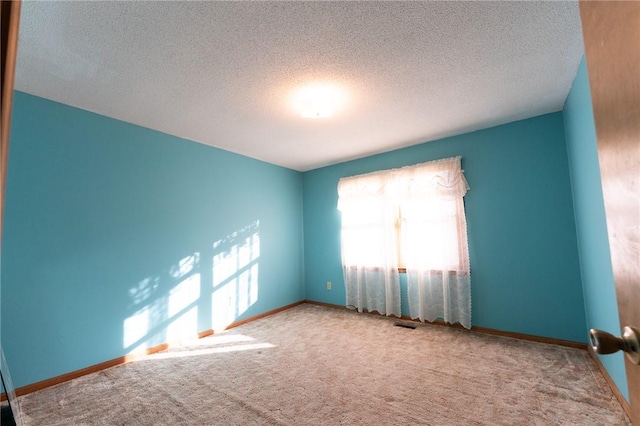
[[338, 156, 469, 211]]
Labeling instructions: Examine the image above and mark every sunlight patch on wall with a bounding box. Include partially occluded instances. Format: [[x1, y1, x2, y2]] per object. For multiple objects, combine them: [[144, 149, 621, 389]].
[[166, 253, 201, 344], [211, 221, 260, 331], [128, 276, 160, 305], [123, 221, 262, 352], [123, 253, 202, 353], [123, 306, 150, 352]]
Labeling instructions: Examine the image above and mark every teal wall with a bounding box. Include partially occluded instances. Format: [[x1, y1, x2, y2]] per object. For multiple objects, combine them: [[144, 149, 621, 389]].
[[303, 113, 588, 343], [563, 58, 628, 401], [2, 92, 304, 389]]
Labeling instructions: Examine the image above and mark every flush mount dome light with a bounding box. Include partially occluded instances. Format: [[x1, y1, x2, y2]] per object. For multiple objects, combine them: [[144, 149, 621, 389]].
[[292, 83, 346, 119]]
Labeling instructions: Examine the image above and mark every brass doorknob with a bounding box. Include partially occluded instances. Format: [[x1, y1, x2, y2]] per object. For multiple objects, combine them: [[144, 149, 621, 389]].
[[589, 326, 640, 365]]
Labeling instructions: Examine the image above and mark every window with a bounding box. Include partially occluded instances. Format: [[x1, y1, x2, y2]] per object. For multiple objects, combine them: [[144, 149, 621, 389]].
[[338, 156, 472, 328]]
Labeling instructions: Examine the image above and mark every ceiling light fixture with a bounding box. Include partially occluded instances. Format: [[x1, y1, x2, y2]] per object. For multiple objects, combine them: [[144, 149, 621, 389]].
[[291, 83, 346, 119]]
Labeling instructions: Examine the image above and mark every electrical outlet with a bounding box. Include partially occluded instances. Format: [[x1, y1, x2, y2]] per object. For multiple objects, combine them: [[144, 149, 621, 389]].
[[326, 281, 332, 290]]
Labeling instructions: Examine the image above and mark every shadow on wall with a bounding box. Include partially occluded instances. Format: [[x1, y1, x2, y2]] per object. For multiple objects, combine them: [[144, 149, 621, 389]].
[[123, 220, 260, 354]]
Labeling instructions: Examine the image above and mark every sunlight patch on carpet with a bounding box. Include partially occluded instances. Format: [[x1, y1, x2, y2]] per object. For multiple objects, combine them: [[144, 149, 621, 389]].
[[141, 342, 276, 360]]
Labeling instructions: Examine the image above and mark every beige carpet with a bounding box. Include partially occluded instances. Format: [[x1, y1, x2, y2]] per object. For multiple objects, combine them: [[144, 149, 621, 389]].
[[16, 304, 629, 425]]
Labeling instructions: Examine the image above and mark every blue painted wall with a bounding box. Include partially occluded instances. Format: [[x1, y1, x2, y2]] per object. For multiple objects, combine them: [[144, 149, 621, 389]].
[[2, 92, 304, 389], [303, 113, 587, 343], [563, 58, 628, 401]]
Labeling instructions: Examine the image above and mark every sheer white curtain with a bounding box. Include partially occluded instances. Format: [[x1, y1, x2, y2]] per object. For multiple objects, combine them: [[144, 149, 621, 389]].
[[401, 157, 471, 329], [337, 156, 470, 326], [338, 173, 401, 317]]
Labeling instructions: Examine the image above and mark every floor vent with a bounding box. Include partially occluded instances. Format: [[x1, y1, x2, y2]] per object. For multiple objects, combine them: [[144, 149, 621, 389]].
[[394, 322, 417, 329]]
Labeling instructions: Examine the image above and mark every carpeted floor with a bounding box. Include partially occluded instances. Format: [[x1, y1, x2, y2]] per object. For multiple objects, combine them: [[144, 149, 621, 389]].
[[16, 304, 630, 425]]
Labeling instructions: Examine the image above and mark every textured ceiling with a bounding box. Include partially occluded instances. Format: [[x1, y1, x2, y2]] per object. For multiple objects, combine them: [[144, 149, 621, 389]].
[[15, 1, 584, 172]]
